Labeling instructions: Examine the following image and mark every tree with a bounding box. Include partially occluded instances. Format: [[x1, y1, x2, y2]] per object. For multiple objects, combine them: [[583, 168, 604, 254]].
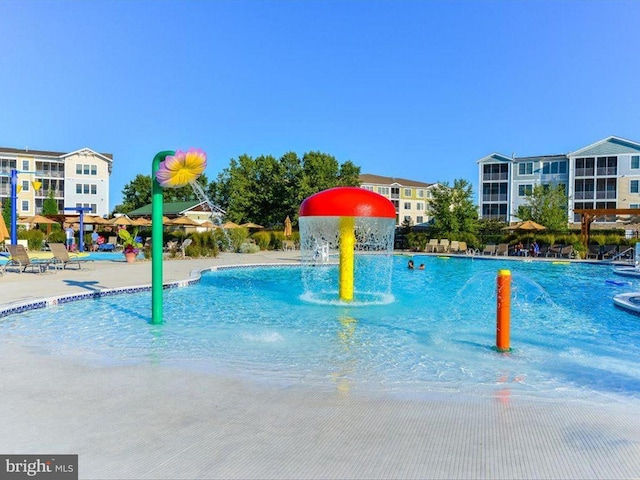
[[2, 197, 11, 234], [119, 174, 152, 213], [427, 179, 478, 237], [117, 173, 210, 214], [42, 190, 59, 215], [515, 184, 568, 232], [209, 151, 360, 228]]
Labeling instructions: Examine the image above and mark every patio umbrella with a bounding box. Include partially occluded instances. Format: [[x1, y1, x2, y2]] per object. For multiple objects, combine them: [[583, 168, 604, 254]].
[[0, 214, 9, 242], [199, 220, 216, 229], [284, 216, 292, 237], [18, 214, 58, 225], [503, 220, 547, 232], [240, 222, 264, 229], [168, 216, 201, 227], [220, 221, 241, 229], [131, 217, 152, 227], [84, 215, 108, 225], [106, 216, 134, 226]]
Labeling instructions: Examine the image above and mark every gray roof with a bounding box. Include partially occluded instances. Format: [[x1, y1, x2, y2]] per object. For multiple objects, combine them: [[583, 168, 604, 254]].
[[359, 173, 433, 187]]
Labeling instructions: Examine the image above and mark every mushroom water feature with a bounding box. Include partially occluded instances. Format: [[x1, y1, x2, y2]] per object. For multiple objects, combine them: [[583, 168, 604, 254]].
[[299, 187, 396, 303]]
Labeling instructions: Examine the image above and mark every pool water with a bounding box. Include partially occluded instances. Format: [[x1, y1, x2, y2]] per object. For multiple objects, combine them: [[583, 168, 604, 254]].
[[1, 255, 640, 402]]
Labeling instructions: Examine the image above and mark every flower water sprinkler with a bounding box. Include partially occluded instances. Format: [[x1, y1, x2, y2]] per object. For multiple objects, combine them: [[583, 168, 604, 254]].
[[299, 187, 396, 302], [151, 148, 207, 324]]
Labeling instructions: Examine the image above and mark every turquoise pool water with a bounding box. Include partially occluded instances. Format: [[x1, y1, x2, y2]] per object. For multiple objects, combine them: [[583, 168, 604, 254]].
[[1, 255, 639, 402]]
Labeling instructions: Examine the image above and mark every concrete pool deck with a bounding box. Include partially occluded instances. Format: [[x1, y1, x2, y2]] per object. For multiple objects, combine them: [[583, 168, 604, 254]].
[[1, 251, 640, 479]]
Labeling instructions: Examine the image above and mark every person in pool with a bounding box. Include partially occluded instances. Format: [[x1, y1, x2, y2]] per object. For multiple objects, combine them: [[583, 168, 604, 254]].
[[419, 263, 425, 270], [408, 260, 414, 269]]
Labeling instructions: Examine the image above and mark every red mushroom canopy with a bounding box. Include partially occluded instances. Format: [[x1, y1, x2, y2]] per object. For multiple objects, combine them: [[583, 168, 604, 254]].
[[299, 187, 396, 218]]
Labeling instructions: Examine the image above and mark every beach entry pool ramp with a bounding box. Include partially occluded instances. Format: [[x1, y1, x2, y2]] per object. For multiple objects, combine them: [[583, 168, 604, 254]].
[[299, 187, 396, 303]]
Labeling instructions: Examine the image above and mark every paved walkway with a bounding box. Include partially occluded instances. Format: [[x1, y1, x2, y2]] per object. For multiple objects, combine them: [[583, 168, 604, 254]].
[[1, 251, 640, 479]]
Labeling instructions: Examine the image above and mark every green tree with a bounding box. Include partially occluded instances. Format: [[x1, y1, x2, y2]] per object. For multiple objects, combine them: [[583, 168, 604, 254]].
[[427, 179, 478, 237], [515, 184, 568, 232], [42, 190, 59, 215], [209, 151, 360, 228], [2, 197, 11, 234], [117, 173, 209, 214], [119, 174, 152, 213]]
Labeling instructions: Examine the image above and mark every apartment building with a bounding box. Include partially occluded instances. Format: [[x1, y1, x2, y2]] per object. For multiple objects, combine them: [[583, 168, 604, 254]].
[[359, 173, 437, 226], [477, 136, 640, 225], [0, 147, 112, 217]]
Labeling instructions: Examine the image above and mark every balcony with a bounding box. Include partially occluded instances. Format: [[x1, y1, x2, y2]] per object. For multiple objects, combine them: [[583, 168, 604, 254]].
[[575, 168, 595, 177], [482, 194, 508, 202], [483, 173, 508, 181]]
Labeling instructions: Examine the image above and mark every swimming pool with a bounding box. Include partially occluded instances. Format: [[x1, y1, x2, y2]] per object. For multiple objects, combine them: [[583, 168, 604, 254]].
[[1, 255, 639, 403]]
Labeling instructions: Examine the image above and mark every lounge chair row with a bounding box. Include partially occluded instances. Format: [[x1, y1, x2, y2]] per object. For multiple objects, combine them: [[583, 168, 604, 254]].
[[1, 243, 92, 275], [424, 239, 470, 254]]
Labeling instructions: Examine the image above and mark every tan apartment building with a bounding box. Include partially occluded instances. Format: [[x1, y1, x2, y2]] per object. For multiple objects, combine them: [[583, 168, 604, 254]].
[[359, 174, 437, 226], [0, 147, 112, 218]]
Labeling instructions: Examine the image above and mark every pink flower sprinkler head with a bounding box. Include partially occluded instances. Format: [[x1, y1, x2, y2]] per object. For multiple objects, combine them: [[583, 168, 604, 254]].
[[156, 148, 207, 188]]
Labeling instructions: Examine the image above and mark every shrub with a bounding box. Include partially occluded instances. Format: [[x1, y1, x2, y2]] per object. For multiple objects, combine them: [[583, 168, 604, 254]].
[[226, 227, 249, 252], [18, 229, 45, 251], [239, 242, 261, 254], [252, 231, 271, 250]]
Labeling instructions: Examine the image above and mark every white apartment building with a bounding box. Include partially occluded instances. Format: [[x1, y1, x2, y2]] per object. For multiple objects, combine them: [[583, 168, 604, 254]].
[[0, 147, 112, 217], [477, 136, 640, 225], [359, 173, 437, 226]]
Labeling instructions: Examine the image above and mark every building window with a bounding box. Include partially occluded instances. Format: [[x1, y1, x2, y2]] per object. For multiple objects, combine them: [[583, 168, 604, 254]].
[[76, 184, 82, 194], [91, 184, 97, 194], [91, 165, 97, 175], [575, 157, 595, 177], [417, 189, 424, 198], [632, 156, 640, 169], [483, 163, 508, 181], [76, 165, 82, 175], [416, 216, 423, 224], [404, 202, 411, 210], [403, 188, 412, 197], [22, 160, 29, 170], [391, 187, 400, 199], [596, 156, 617, 176], [83, 184, 90, 194], [21, 180, 29, 192], [416, 202, 424, 210], [21, 200, 29, 211], [542, 160, 567, 174], [630, 204, 640, 209], [403, 216, 411, 223], [362, 185, 374, 191], [630, 180, 639, 194], [518, 184, 533, 196], [378, 187, 389, 195], [518, 162, 533, 175], [83, 165, 90, 175]]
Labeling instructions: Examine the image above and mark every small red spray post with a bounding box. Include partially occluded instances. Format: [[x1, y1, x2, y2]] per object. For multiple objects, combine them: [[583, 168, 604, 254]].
[[496, 269, 511, 352]]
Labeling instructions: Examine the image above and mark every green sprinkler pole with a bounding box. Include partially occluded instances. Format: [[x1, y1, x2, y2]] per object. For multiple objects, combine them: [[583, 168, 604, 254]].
[[151, 150, 175, 325]]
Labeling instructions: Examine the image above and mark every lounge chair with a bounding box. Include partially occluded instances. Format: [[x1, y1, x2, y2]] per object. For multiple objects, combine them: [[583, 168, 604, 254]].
[[437, 239, 450, 253], [458, 241, 470, 255], [49, 243, 93, 270], [559, 245, 575, 259], [482, 244, 496, 255], [282, 240, 295, 251], [546, 244, 562, 258], [425, 239, 439, 253], [495, 243, 509, 256], [4, 244, 56, 274], [449, 240, 460, 253]]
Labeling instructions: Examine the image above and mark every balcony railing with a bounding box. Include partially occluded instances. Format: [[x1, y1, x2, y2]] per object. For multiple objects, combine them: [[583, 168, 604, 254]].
[[575, 168, 595, 177], [482, 194, 508, 202], [483, 173, 508, 181], [595, 191, 616, 200]]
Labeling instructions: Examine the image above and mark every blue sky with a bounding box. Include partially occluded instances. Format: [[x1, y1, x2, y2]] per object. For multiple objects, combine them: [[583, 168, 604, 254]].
[[1, 0, 639, 208]]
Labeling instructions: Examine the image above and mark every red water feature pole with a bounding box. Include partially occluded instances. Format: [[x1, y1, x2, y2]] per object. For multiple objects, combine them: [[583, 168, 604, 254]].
[[496, 269, 511, 352]]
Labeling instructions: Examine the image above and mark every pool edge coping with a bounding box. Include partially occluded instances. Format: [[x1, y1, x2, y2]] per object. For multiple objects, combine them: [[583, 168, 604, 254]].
[[0, 262, 302, 319]]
